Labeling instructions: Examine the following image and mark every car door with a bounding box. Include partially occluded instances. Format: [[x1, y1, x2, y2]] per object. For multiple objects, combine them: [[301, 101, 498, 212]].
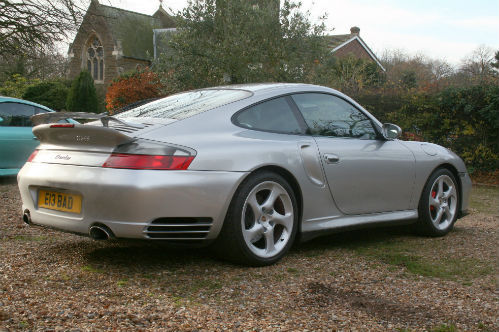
[[291, 93, 416, 215], [0, 102, 39, 170]]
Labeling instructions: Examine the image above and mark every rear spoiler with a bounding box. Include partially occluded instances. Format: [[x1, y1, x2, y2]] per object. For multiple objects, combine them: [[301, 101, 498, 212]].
[[31, 112, 145, 129], [32, 123, 134, 149]]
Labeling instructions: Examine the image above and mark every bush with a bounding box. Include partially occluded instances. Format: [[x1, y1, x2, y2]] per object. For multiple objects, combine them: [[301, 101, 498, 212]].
[[105, 69, 163, 114], [353, 93, 405, 122], [0, 74, 39, 98], [22, 81, 69, 111], [66, 71, 98, 113], [383, 84, 499, 171]]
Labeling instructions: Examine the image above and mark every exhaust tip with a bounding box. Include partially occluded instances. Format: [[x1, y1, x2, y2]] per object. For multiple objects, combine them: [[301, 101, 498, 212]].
[[89, 224, 114, 240], [23, 209, 31, 225]]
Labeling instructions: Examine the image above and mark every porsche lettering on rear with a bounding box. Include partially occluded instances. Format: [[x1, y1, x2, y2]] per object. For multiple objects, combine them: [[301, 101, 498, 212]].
[[75, 135, 90, 142]]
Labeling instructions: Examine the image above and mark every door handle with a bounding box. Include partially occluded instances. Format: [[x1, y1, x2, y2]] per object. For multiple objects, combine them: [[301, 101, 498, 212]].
[[324, 153, 339, 164]]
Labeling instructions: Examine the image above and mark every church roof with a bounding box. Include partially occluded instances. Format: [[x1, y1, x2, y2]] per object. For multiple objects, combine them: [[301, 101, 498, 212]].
[[99, 3, 174, 60]]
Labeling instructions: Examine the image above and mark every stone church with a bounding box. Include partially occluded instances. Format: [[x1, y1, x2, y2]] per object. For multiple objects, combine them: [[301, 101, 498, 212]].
[[68, 0, 384, 89], [67, 0, 176, 88]]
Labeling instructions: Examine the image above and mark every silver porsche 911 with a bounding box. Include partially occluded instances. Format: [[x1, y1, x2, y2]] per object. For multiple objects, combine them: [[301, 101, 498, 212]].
[[18, 83, 471, 265]]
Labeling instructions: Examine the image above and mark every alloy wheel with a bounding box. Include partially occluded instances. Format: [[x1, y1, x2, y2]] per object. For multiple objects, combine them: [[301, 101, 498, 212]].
[[241, 181, 294, 258], [428, 175, 457, 231]]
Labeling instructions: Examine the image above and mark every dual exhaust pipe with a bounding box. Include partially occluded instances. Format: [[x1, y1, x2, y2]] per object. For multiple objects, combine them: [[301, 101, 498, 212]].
[[22, 209, 114, 241]]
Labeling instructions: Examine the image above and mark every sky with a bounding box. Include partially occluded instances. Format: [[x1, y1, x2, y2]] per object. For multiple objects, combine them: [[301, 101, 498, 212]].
[[105, 0, 499, 65]]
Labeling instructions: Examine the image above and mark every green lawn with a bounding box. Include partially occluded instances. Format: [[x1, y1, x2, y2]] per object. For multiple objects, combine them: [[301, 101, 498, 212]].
[[296, 185, 498, 284], [469, 185, 499, 215]]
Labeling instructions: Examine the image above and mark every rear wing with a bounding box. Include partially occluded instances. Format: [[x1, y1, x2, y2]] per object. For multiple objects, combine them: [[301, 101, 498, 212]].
[[31, 112, 145, 129], [32, 123, 134, 150]]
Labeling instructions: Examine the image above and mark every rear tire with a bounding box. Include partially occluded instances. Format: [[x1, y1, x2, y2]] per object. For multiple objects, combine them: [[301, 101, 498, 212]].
[[214, 171, 298, 266], [416, 168, 459, 236]]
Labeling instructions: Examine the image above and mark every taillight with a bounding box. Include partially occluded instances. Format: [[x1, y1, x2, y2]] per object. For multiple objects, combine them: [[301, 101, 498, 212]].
[[102, 139, 196, 170], [50, 124, 75, 128], [27, 150, 39, 162], [102, 154, 194, 170]]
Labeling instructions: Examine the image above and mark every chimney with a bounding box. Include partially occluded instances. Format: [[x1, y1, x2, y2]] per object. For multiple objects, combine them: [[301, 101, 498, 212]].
[[350, 26, 360, 36]]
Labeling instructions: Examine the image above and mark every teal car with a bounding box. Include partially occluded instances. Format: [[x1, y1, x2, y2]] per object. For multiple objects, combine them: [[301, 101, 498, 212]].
[[0, 97, 73, 176]]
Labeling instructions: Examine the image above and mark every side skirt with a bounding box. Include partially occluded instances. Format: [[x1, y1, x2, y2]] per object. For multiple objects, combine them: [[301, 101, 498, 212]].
[[300, 210, 418, 242]]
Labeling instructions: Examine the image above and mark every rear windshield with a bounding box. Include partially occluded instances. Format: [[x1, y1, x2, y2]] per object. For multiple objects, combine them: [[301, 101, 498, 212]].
[[116, 89, 252, 120]]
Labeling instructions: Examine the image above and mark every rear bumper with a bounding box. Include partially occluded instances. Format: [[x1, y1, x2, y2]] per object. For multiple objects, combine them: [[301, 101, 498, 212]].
[[18, 162, 247, 241]]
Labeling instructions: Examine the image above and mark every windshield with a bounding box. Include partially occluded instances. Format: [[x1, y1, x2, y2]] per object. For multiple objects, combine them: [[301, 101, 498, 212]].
[[116, 89, 252, 120]]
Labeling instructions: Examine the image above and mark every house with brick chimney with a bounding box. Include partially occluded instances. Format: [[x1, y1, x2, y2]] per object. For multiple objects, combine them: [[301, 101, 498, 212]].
[[67, 1, 384, 89], [327, 27, 385, 71]]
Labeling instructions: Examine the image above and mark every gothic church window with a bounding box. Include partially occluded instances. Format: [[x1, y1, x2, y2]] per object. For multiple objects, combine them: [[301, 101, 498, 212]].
[[86, 36, 104, 82]]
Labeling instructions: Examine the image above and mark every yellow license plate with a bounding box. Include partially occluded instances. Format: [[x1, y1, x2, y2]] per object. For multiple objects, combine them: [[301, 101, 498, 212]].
[[38, 190, 82, 214]]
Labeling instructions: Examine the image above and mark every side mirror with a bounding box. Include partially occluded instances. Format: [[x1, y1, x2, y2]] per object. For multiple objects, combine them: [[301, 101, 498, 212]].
[[382, 123, 402, 140]]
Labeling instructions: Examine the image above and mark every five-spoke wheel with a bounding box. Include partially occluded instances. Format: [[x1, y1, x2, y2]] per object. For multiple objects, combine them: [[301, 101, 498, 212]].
[[215, 171, 298, 266], [241, 181, 294, 258], [417, 168, 460, 236]]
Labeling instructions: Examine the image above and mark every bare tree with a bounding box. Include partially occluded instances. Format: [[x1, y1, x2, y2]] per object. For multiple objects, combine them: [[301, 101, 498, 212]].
[[458, 45, 497, 84], [0, 0, 87, 57], [0, 44, 69, 81], [459, 46, 494, 76]]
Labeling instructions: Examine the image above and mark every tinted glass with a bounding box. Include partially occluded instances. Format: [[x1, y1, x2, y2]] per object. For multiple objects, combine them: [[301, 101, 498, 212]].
[[234, 97, 302, 134], [0, 102, 35, 127], [116, 89, 251, 120], [35, 107, 48, 114], [292, 93, 377, 139]]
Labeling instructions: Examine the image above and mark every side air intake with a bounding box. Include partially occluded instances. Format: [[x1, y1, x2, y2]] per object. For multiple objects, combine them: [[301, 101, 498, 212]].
[[144, 217, 213, 240]]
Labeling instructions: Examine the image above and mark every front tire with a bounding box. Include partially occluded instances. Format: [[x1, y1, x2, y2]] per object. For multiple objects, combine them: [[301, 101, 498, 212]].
[[416, 168, 459, 236], [214, 171, 298, 266]]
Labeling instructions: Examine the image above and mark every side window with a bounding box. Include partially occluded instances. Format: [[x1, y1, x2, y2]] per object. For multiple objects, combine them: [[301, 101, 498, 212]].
[[292, 93, 377, 140], [0, 103, 35, 127], [35, 107, 48, 114], [234, 97, 303, 134]]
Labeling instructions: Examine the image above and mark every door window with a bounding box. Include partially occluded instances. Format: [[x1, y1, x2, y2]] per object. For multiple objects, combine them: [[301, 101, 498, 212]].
[[0, 102, 35, 127], [233, 97, 303, 134], [292, 93, 377, 140]]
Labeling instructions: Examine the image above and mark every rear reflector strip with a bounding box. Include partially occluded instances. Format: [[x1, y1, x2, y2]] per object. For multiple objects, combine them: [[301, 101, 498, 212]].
[[27, 150, 39, 162], [102, 154, 194, 170], [50, 124, 75, 128]]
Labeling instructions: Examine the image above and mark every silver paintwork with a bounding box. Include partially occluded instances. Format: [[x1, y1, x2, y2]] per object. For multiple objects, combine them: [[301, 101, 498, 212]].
[[312, 137, 416, 215], [382, 123, 402, 140], [31, 111, 145, 129], [18, 83, 472, 243], [18, 163, 246, 240], [31, 112, 107, 126]]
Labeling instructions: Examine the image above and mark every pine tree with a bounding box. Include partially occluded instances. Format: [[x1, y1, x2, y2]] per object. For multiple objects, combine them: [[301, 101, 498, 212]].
[[66, 71, 98, 113]]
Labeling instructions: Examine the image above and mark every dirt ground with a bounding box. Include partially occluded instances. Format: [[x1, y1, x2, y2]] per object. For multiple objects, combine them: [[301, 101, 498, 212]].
[[0, 176, 497, 331]]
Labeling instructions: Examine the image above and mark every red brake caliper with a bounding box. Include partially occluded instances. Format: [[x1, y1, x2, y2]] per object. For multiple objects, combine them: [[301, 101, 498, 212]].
[[430, 191, 436, 211]]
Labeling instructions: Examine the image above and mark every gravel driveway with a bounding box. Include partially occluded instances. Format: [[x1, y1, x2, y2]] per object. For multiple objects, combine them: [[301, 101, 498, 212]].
[[1, 177, 497, 331]]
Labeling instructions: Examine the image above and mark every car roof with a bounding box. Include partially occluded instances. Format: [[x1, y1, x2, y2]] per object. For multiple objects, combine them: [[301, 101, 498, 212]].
[[213, 83, 331, 94], [0, 96, 54, 112]]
